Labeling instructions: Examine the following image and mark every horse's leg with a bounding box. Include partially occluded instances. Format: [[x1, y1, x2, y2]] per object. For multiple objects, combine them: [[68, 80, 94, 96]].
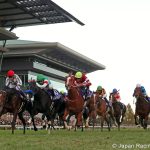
[[26, 102, 38, 131], [101, 115, 104, 132], [90, 111, 97, 130], [105, 114, 111, 131], [139, 117, 144, 127], [76, 112, 84, 132], [85, 117, 89, 128], [143, 116, 148, 129], [83, 108, 89, 128], [0, 106, 3, 114], [18, 112, 26, 134], [45, 113, 53, 130], [109, 110, 117, 127], [134, 113, 139, 125], [41, 114, 46, 129], [28, 109, 38, 131], [116, 116, 120, 131], [63, 109, 70, 130], [11, 112, 18, 134], [50, 119, 55, 130]]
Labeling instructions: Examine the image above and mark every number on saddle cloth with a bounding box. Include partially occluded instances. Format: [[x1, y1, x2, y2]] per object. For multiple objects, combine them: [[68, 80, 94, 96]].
[[46, 89, 61, 101], [53, 89, 61, 100]]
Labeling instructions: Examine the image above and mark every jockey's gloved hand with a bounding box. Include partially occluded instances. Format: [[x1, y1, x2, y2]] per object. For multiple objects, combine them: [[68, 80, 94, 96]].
[[14, 82, 17, 85], [77, 83, 86, 87]]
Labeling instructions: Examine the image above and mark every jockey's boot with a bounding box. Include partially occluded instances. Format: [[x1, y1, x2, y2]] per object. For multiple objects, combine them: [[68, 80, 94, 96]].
[[104, 98, 111, 108], [20, 91, 27, 102]]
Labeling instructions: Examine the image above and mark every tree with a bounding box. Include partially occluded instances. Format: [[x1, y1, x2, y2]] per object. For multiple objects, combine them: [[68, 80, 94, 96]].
[[124, 103, 134, 125]]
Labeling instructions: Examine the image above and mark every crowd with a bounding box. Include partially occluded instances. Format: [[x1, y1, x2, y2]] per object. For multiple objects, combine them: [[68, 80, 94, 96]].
[[0, 112, 43, 126]]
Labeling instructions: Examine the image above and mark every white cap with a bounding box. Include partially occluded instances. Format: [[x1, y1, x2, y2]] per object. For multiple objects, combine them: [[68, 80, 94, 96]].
[[136, 84, 141, 87]]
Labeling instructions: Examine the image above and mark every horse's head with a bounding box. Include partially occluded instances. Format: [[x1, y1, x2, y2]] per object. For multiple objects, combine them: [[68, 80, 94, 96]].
[[134, 87, 143, 98], [95, 92, 105, 105], [28, 80, 39, 94], [109, 92, 116, 103], [65, 75, 76, 90]]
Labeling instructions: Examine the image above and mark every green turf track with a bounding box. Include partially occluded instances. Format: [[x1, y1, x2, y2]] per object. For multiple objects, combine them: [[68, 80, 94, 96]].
[[0, 128, 150, 150]]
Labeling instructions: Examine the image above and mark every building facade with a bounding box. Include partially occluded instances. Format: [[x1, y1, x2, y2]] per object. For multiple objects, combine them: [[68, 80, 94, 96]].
[[0, 40, 105, 91]]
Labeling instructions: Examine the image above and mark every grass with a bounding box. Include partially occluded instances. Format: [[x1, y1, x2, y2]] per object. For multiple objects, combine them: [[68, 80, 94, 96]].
[[0, 128, 150, 150]]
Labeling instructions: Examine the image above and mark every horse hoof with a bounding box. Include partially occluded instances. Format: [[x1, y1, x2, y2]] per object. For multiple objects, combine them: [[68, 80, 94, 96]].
[[67, 126, 71, 130], [34, 128, 38, 131], [43, 125, 46, 129]]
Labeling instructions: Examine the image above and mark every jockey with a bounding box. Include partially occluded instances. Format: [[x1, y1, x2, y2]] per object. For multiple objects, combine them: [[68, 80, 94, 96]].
[[96, 85, 111, 107], [112, 88, 121, 102], [5, 70, 27, 100], [36, 74, 61, 102], [74, 71, 92, 107], [133, 84, 149, 100], [60, 90, 68, 101]]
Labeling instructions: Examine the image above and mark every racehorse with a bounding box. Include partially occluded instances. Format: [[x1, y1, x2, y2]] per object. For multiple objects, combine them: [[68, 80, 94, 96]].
[[28, 80, 53, 129], [133, 87, 150, 129], [83, 93, 97, 129], [41, 99, 66, 129], [95, 93, 111, 131], [64, 75, 84, 131], [0, 89, 27, 134], [109, 93, 126, 131]]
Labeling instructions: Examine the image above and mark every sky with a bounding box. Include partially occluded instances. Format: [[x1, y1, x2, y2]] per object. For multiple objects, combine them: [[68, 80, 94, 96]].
[[13, 0, 150, 109]]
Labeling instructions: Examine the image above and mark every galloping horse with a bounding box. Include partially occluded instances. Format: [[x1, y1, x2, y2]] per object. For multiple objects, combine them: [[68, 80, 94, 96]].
[[133, 87, 150, 129], [109, 93, 126, 131], [95, 93, 111, 131], [83, 93, 97, 129], [64, 75, 84, 131], [28, 80, 53, 129], [0, 88, 27, 134]]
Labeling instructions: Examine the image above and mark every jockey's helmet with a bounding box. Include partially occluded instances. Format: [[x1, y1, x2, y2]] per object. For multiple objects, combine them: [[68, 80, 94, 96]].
[[141, 86, 146, 93], [136, 84, 141, 88], [7, 70, 15, 77], [112, 88, 118, 94], [97, 86, 102, 91], [37, 74, 45, 81], [75, 71, 82, 79], [60, 90, 65, 94]]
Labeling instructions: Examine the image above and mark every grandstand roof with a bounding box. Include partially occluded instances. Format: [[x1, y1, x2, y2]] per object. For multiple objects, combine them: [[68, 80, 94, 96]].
[[0, 27, 18, 40], [0, 0, 84, 27], [0, 40, 105, 73]]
